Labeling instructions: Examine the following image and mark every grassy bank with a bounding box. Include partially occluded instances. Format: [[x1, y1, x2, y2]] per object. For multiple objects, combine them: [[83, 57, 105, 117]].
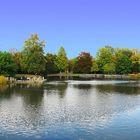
[[47, 73, 81, 77], [15, 74, 46, 84], [129, 73, 140, 79], [0, 74, 46, 85], [15, 74, 38, 77], [47, 73, 140, 80], [0, 76, 8, 85]]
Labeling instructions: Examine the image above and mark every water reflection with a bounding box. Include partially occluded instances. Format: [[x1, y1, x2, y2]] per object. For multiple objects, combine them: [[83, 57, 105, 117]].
[[73, 84, 92, 90], [14, 84, 44, 105], [45, 81, 68, 98], [0, 80, 140, 140], [0, 84, 9, 92], [96, 83, 140, 95], [0, 84, 15, 101]]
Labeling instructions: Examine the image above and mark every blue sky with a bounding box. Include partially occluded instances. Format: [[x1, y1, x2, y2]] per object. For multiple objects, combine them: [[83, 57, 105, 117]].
[[0, 0, 140, 58]]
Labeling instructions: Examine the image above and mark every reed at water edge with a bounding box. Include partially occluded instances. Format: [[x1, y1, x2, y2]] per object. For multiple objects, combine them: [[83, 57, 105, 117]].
[[0, 76, 7, 85]]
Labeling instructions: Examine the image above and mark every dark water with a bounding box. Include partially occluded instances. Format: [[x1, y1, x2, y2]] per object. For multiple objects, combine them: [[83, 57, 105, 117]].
[[0, 80, 140, 140]]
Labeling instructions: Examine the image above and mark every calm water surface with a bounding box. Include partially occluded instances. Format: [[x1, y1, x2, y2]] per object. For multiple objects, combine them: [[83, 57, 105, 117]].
[[0, 79, 140, 140]]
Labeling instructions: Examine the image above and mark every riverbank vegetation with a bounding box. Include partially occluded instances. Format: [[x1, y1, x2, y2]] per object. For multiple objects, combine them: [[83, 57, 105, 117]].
[[0, 76, 7, 85], [0, 33, 140, 78]]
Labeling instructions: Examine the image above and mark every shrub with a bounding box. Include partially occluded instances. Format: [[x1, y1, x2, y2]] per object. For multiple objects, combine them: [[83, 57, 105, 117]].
[[0, 76, 7, 85], [129, 73, 140, 79]]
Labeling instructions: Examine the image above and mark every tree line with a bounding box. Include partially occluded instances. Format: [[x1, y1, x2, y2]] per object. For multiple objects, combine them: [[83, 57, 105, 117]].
[[0, 33, 140, 76]]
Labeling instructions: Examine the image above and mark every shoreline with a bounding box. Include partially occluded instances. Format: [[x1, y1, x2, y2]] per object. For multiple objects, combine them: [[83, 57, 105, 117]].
[[47, 73, 140, 80], [2, 75, 46, 85], [1, 73, 140, 86]]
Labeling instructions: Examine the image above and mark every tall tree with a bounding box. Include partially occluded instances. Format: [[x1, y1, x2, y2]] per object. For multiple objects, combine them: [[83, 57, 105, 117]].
[[0, 52, 17, 76], [21, 34, 46, 75], [115, 48, 133, 57], [96, 46, 115, 73], [77, 52, 92, 73], [45, 53, 59, 74], [91, 59, 99, 74], [55, 47, 68, 73], [131, 53, 140, 73], [10, 48, 22, 74], [68, 58, 79, 73], [116, 54, 132, 74], [103, 63, 116, 74]]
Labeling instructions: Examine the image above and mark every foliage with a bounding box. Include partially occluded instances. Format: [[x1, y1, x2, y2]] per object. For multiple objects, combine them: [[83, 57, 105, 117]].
[[21, 34, 46, 75], [115, 48, 133, 57], [77, 52, 92, 73], [129, 73, 140, 79], [96, 46, 115, 73], [45, 53, 59, 74], [10, 48, 22, 74], [55, 47, 68, 72], [0, 76, 7, 85], [1, 33, 140, 76], [115, 54, 132, 74], [103, 63, 116, 74], [131, 53, 140, 73], [0, 52, 17, 76], [68, 58, 79, 73], [91, 59, 99, 73]]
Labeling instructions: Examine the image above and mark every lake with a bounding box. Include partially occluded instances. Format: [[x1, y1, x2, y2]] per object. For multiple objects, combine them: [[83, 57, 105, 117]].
[[0, 79, 140, 140]]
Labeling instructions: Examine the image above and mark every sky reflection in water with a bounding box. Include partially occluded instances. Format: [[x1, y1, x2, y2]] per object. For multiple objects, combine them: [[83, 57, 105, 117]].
[[0, 80, 140, 140]]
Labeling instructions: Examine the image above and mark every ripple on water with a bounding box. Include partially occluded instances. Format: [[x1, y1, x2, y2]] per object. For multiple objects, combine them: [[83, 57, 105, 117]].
[[0, 80, 140, 139]]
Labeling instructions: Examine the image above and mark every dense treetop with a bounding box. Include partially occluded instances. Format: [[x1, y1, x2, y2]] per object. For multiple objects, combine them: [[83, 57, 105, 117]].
[[0, 33, 140, 76]]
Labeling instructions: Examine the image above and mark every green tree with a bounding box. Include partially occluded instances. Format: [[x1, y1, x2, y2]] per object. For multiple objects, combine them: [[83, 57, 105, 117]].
[[103, 63, 116, 74], [115, 48, 133, 57], [96, 46, 115, 73], [91, 59, 99, 73], [68, 58, 79, 73], [0, 52, 17, 76], [21, 34, 46, 75], [131, 53, 140, 73], [116, 54, 132, 74], [77, 52, 92, 73], [45, 53, 59, 74], [10, 48, 22, 74], [132, 61, 140, 73], [55, 47, 68, 73]]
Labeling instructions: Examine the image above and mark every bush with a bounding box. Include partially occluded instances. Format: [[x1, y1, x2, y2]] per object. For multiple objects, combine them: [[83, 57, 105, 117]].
[[0, 76, 7, 85], [129, 73, 140, 79]]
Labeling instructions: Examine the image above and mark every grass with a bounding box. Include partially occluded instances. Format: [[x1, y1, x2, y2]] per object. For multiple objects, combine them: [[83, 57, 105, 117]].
[[15, 74, 44, 78], [15, 74, 36, 77], [47, 73, 82, 77], [48, 73, 140, 80], [129, 73, 140, 79], [0, 76, 7, 85]]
